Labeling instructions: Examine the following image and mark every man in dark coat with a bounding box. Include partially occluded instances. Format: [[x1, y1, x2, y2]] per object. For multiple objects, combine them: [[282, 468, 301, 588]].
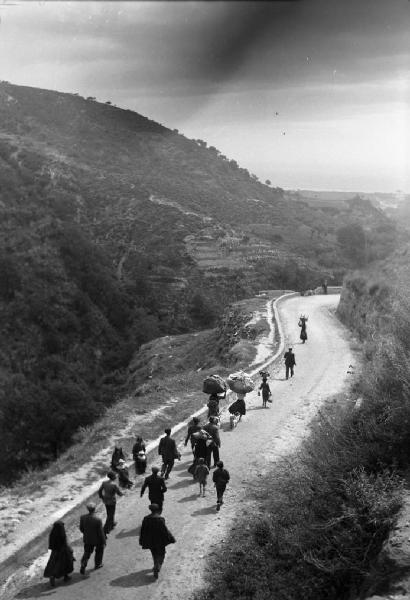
[[140, 466, 167, 512], [139, 503, 175, 579], [158, 428, 180, 480], [184, 416, 201, 452], [79, 503, 106, 574], [98, 471, 123, 534], [284, 347, 296, 379], [212, 461, 230, 511], [203, 417, 221, 468]]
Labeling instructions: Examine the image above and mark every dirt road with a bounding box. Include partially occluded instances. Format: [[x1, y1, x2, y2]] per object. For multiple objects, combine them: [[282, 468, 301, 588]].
[[7, 294, 356, 600]]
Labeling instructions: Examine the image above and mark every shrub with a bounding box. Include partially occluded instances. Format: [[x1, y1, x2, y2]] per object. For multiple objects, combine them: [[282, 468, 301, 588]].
[[194, 407, 402, 600]]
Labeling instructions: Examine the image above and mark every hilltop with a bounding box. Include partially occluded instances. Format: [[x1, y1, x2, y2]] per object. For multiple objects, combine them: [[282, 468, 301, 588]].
[[0, 81, 397, 482]]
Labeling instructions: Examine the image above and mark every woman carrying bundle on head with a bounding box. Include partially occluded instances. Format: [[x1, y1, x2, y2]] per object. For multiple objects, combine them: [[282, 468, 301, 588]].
[[207, 393, 221, 419], [203, 374, 227, 419], [298, 315, 308, 344], [227, 371, 254, 421], [258, 375, 272, 408], [228, 393, 247, 420]]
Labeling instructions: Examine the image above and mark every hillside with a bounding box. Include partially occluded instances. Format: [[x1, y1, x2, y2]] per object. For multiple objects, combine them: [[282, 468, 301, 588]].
[[0, 81, 397, 483]]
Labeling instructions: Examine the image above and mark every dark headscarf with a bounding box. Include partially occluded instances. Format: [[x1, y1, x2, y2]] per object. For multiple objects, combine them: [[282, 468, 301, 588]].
[[49, 521, 67, 551]]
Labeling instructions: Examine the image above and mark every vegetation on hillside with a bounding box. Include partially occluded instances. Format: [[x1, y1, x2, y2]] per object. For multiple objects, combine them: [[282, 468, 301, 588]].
[[194, 252, 410, 600], [0, 80, 399, 484]]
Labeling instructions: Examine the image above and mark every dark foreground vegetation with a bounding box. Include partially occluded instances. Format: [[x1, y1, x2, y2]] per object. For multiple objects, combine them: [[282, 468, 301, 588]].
[[0, 81, 399, 484], [194, 251, 410, 600]]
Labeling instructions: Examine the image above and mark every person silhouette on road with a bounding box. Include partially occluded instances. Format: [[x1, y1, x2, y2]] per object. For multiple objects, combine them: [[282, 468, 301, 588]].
[[79, 503, 106, 575], [140, 466, 167, 512], [284, 347, 296, 379], [139, 503, 175, 579]]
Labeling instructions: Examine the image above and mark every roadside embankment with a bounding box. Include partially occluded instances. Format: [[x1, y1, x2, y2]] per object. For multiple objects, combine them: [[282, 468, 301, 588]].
[[336, 269, 410, 599]]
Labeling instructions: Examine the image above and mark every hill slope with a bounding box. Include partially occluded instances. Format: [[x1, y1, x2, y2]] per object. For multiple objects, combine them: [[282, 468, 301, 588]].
[[0, 81, 396, 482]]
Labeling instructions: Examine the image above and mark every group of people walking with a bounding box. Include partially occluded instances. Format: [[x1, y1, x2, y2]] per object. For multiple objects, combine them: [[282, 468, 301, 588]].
[[42, 311, 309, 587], [43, 419, 230, 586]]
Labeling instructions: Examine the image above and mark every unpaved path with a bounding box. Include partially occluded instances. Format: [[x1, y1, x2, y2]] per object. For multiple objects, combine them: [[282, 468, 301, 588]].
[[5, 294, 356, 600]]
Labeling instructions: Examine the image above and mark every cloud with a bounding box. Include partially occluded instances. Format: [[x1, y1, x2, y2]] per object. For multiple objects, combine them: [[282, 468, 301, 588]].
[[0, 0, 408, 192]]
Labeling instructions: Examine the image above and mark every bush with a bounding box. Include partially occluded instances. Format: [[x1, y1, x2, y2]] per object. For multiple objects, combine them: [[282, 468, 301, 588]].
[[194, 406, 402, 600]]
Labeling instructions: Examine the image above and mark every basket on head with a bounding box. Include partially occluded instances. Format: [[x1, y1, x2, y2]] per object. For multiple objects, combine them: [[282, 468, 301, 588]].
[[227, 371, 254, 394], [202, 374, 227, 395]]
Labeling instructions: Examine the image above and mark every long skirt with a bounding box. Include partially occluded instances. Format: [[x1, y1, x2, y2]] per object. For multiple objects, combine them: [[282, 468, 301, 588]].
[[228, 398, 246, 416], [44, 545, 74, 579]]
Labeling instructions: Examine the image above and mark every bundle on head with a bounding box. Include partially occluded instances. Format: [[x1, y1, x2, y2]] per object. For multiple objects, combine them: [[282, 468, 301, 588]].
[[202, 374, 227, 395], [227, 371, 254, 394]]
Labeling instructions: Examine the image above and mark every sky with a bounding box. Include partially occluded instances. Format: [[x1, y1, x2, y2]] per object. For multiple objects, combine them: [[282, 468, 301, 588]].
[[0, 0, 409, 193]]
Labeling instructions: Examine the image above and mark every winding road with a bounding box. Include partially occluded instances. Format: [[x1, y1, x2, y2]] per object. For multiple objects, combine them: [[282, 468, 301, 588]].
[[6, 294, 356, 600]]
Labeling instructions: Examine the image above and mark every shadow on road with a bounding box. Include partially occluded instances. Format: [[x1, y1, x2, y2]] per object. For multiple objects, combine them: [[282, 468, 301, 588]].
[[177, 493, 198, 503], [169, 478, 195, 490], [172, 462, 190, 472], [191, 506, 216, 517], [220, 423, 233, 432], [15, 574, 85, 598], [115, 526, 141, 539], [109, 569, 154, 588]]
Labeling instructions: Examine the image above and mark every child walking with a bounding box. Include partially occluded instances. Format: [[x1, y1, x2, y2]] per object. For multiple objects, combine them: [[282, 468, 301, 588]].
[[258, 377, 272, 408], [194, 457, 210, 497]]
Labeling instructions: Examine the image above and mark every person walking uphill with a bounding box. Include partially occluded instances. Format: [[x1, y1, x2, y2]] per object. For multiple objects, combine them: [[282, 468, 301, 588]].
[[139, 504, 176, 580], [43, 521, 75, 587], [158, 428, 181, 480], [184, 416, 201, 452], [98, 471, 123, 535], [298, 316, 308, 343], [194, 458, 210, 497], [203, 416, 221, 467], [284, 347, 296, 379], [79, 503, 106, 575], [213, 461, 230, 511], [258, 377, 272, 408], [141, 466, 167, 512]]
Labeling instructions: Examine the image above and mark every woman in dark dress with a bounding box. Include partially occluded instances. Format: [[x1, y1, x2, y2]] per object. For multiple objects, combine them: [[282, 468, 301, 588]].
[[132, 436, 147, 475], [194, 432, 211, 461], [298, 316, 308, 343], [44, 521, 74, 587], [188, 430, 212, 477], [111, 445, 125, 472], [228, 393, 246, 420], [207, 393, 221, 418]]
